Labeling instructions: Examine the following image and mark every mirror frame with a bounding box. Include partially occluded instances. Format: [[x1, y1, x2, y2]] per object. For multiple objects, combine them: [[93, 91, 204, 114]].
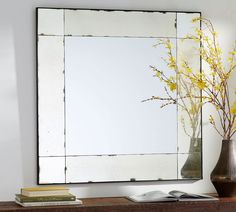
[[36, 7, 202, 184]]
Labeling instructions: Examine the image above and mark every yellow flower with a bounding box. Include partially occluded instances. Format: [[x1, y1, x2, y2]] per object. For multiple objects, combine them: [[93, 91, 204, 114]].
[[186, 67, 192, 73], [210, 71, 216, 76], [167, 80, 177, 91], [209, 115, 215, 124], [212, 31, 218, 37], [224, 72, 231, 79], [214, 85, 221, 91], [204, 36, 209, 42], [196, 80, 207, 90], [156, 71, 161, 77], [191, 73, 207, 90], [165, 40, 173, 49], [195, 28, 202, 37], [192, 17, 201, 23], [191, 75, 207, 90], [168, 56, 176, 69], [231, 101, 236, 115], [154, 70, 162, 78], [229, 51, 236, 55], [181, 62, 192, 73]]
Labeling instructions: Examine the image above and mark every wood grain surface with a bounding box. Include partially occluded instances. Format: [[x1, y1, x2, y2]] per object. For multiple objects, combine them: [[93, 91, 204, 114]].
[[1, 196, 236, 212]]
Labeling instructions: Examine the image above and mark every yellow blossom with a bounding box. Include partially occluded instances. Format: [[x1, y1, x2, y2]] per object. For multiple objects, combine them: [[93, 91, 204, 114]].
[[212, 31, 218, 37], [196, 80, 207, 90], [154, 70, 162, 78], [231, 101, 236, 115], [224, 72, 230, 79], [229, 51, 236, 56], [214, 85, 221, 91], [204, 36, 209, 42], [181, 62, 192, 73], [195, 28, 202, 37], [210, 71, 216, 76], [165, 41, 173, 49], [168, 56, 176, 69], [185, 67, 192, 74], [192, 17, 201, 23], [167, 80, 177, 91], [149, 18, 236, 139], [209, 115, 215, 124], [191, 74, 207, 90]]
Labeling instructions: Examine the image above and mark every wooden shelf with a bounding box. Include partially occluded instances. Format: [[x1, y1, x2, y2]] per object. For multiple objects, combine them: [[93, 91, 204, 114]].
[[1, 196, 236, 211]]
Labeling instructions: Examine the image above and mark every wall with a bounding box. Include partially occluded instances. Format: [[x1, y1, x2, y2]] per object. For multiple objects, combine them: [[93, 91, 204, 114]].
[[0, 0, 235, 201]]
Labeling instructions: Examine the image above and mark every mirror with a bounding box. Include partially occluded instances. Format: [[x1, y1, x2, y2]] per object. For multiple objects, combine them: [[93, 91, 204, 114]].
[[37, 8, 202, 184]]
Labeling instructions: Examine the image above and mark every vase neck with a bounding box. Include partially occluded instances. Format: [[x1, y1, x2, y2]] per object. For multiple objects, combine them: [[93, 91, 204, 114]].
[[222, 140, 234, 142], [220, 140, 236, 155]]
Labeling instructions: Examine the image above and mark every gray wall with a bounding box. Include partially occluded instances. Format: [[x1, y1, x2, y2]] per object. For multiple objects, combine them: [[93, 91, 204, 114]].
[[0, 0, 235, 200]]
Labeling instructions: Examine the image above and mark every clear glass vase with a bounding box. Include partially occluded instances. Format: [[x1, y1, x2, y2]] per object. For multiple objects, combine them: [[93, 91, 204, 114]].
[[181, 137, 202, 179]]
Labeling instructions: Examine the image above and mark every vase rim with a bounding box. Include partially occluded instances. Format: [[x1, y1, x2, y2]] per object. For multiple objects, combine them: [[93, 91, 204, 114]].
[[222, 139, 234, 142]]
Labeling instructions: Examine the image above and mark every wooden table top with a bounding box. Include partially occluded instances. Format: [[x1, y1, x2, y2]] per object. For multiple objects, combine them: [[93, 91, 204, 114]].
[[1, 196, 236, 211]]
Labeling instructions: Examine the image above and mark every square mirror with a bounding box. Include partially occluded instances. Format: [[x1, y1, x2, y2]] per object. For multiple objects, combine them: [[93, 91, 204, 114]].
[[37, 8, 202, 184]]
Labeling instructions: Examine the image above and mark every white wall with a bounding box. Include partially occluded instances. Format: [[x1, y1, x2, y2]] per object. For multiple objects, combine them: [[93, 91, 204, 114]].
[[0, 0, 235, 201]]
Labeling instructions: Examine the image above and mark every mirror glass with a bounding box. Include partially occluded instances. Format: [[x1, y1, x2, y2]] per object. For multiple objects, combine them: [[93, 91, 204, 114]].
[[65, 37, 177, 155], [37, 8, 202, 184]]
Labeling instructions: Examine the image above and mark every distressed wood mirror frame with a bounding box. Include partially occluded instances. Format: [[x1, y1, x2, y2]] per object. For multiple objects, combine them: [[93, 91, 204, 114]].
[[36, 8, 202, 184]]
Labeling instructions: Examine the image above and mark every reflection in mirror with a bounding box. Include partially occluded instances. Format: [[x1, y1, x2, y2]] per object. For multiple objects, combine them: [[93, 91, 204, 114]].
[[65, 37, 177, 155], [177, 39, 202, 179], [145, 38, 202, 179], [37, 8, 202, 184]]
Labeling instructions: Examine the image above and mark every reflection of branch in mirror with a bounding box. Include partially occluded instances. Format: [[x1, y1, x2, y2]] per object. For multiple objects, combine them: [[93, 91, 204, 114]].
[[142, 36, 202, 179], [142, 38, 201, 139]]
